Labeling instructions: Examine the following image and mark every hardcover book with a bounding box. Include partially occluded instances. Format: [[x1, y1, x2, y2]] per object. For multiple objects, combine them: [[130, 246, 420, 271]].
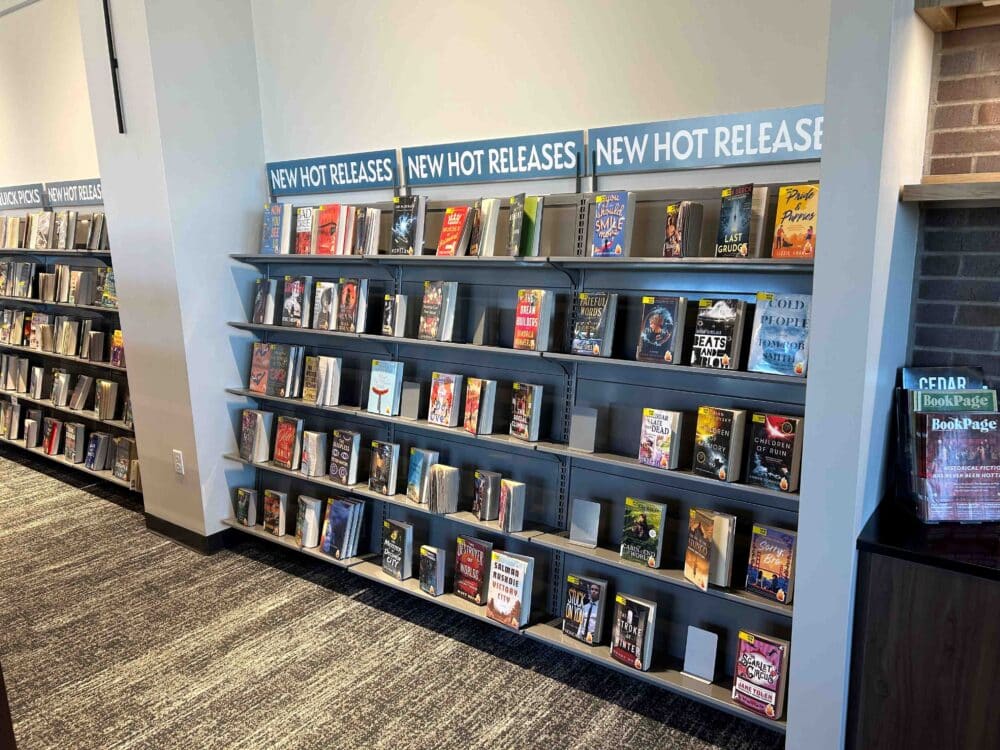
[[272, 415, 303, 470], [746, 524, 797, 604], [772, 184, 818, 258], [381, 294, 407, 337], [382, 519, 414, 580], [470, 197, 501, 257], [635, 296, 687, 364], [747, 293, 810, 377], [512, 289, 553, 352], [454, 536, 493, 605], [294, 206, 314, 254], [251, 278, 277, 325], [570, 292, 618, 357], [662, 201, 703, 257], [419, 545, 446, 596], [321, 498, 354, 559], [746, 413, 804, 492], [312, 281, 338, 330], [262, 489, 287, 536], [562, 574, 607, 645], [260, 203, 292, 255], [520, 196, 544, 256], [684, 509, 714, 591], [405, 447, 439, 504], [715, 183, 755, 257], [509, 382, 543, 442], [369, 440, 400, 495], [314, 204, 344, 255], [485, 551, 534, 629], [472, 469, 501, 521], [609, 594, 657, 671], [506, 194, 525, 256], [281, 276, 312, 328], [300, 430, 327, 477], [463, 377, 496, 435], [693, 406, 746, 483], [335, 278, 367, 333], [619, 497, 667, 568], [329, 429, 361, 485], [590, 191, 634, 257], [498, 479, 526, 533], [732, 631, 790, 720], [428, 372, 462, 427], [637, 408, 684, 471], [390, 195, 425, 255], [295, 496, 323, 548], [690, 298, 747, 370], [435, 205, 472, 256], [235, 488, 258, 526], [418, 281, 457, 341], [367, 359, 404, 415]]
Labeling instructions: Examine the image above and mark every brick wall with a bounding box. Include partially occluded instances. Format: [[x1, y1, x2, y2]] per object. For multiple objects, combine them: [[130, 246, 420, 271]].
[[927, 25, 1000, 176]]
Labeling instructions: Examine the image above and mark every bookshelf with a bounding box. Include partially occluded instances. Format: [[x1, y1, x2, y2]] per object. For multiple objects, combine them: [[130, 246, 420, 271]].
[[223, 184, 810, 733]]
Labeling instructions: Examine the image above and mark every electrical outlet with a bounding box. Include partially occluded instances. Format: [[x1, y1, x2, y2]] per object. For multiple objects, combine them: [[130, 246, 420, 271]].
[[172, 449, 185, 475]]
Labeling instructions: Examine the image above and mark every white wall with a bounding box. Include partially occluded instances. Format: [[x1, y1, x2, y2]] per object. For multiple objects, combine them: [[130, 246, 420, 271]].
[[0, 0, 98, 184]]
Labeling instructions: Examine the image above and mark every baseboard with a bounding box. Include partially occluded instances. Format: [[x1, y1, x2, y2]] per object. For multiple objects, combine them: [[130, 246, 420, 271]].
[[144, 514, 233, 555]]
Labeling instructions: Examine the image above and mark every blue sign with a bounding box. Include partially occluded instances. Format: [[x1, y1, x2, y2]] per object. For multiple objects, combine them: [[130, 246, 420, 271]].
[[403, 130, 584, 186], [44, 178, 103, 207], [0, 183, 45, 210], [267, 149, 397, 196], [590, 105, 823, 175]]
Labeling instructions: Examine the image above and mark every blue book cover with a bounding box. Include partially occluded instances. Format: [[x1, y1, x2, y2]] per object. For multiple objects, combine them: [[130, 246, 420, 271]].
[[590, 191, 630, 257], [321, 499, 352, 558], [406, 447, 438, 503], [367, 359, 404, 415], [745, 524, 796, 604], [747, 293, 811, 377], [260, 203, 283, 254]]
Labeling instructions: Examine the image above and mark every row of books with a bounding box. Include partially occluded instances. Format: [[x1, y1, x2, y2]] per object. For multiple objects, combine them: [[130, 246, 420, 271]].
[[254, 276, 810, 378], [258, 182, 818, 261], [0, 261, 118, 309], [0, 356, 126, 422], [895, 366, 999, 522], [1, 210, 109, 251], [0, 308, 125, 366]]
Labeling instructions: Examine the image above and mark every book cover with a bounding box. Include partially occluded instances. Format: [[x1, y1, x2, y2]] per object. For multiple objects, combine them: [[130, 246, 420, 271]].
[[485, 551, 534, 629], [313, 281, 337, 331], [329, 429, 360, 485], [419, 545, 444, 596], [314, 204, 341, 255], [435, 205, 471, 256], [570, 292, 617, 357], [272, 416, 301, 469], [637, 408, 682, 470], [509, 382, 540, 441], [715, 183, 754, 257], [591, 191, 631, 257], [251, 278, 275, 325], [262, 490, 286, 536], [747, 293, 810, 377], [294, 207, 314, 254], [693, 406, 743, 482], [321, 498, 353, 559], [335, 278, 362, 332], [428, 372, 461, 427], [265, 344, 291, 397], [406, 447, 438, 504], [635, 296, 686, 364], [513, 289, 547, 351], [418, 280, 447, 341], [260, 203, 287, 255], [390, 195, 420, 255], [746, 525, 796, 603], [295, 496, 323, 548], [367, 359, 403, 415], [281, 276, 310, 328], [562, 574, 607, 645], [467, 200, 483, 256], [690, 298, 745, 370], [772, 184, 818, 258], [609, 594, 655, 671], [684, 509, 714, 591], [732, 631, 789, 720], [235, 488, 256, 526], [619, 497, 666, 568], [464, 378, 484, 434], [918, 413, 1000, 521], [381, 519, 412, 580], [248, 342, 271, 393], [472, 469, 501, 521], [454, 536, 492, 605], [369, 440, 398, 495], [746, 413, 803, 492], [506, 194, 525, 256]]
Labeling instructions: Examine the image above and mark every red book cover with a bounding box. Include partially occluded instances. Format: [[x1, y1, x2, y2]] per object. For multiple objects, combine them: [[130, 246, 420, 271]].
[[513, 289, 542, 351], [294, 207, 313, 254], [454, 536, 492, 605], [314, 205, 340, 255], [918, 412, 1000, 521], [248, 343, 271, 394], [435, 206, 470, 256], [273, 418, 297, 467], [464, 378, 482, 434]]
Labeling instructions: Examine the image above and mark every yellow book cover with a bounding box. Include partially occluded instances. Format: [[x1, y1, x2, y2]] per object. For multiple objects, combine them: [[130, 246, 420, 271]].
[[771, 184, 818, 259]]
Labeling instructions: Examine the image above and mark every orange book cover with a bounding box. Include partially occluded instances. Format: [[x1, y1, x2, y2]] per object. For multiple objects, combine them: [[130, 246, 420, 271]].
[[436, 206, 470, 256], [771, 184, 818, 259], [314, 205, 341, 255]]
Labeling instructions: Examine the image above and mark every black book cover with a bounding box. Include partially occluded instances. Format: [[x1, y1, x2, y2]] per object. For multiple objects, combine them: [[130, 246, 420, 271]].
[[746, 414, 801, 491], [381, 295, 395, 336], [265, 344, 290, 397], [570, 292, 613, 356], [507, 194, 525, 256], [715, 183, 754, 257], [381, 519, 408, 579], [635, 296, 683, 363], [419, 546, 441, 595], [418, 281, 444, 340], [369, 440, 395, 495], [329, 430, 358, 484], [693, 406, 736, 480], [391, 196, 418, 255], [251, 280, 269, 324], [690, 298, 744, 369]]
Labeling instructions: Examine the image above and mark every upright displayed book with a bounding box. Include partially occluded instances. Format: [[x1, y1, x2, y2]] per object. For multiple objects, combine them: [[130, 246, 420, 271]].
[[509, 382, 543, 441], [469, 198, 500, 256], [251, 278, 277, 325], [295, 496, 323, 548], [368, 359, 404, 415], [294, 207, 315, 254], [683, 509, 714, 591], [732, 631, 790, 720], [390, 195, 425, 255], [260, 203, 293, 255], [405, 447, 439, 504], [435, 205, 473, 256], [498, 479, 526, 532], [418, 281, 458, 341], [419, 545, 446, 596], [382, 519, 414, 580], [312, 281, 337, 330], [472, 469, 501, 521], [747, 293, 810, 377], [662, 201, 703, 257], [690, 298, 747, 370], [262, 489, 288, 536], [506, 194, 525, 256], [381, 294, 407, 337], [570, 292, 618, 357], [426, 464, 460, 515], [590, 191, 634, 257], [428, 372, 462, 427], [454, 536, 492, 605], [512, 289, 553, 352], [235, 488, 258, 527], [609, 594, 656, 671], [771, 184, 818, 259], [693, 406, 746, 482], [329, 429, 361, 485], [485, 551, 534, 628], [637, 408, 685, 470], [369, 440, 400, 495], [714, 184, 769, 258], [521, 196, 544, 256], [300, 431, 327, 477], [272, 415, 303, 470], [635, 296, 687, 364], [562, 574, 607, 645], [746, 524, 797, 604], [463, 377, 496, 435], [281, 276, 312, 328], [321, 497, 364, 560], [745, 413, 804, 492], [619, 497, 666, 568], [238, 408, 273, 463], [335, 278, 368, 333]]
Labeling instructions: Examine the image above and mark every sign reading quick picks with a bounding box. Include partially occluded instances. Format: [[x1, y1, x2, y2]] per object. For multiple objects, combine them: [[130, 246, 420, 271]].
[[0, 183, 45, 209]]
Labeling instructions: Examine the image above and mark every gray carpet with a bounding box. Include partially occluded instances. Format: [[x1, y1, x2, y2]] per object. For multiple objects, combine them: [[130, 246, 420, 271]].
[[0, 448, 784, 750]]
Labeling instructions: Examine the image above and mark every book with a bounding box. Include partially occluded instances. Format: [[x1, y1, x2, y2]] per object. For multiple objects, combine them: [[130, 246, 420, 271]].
[[295, 496, 324, 548], [570, 292, 618, 357], [662, 201, 703, 257], [470, 198, 500, 256], [509, 382, 543, 442], [335, 278, 367, 333], [569, 498, 600, 547], [417, 281, 458, 341], [262, 489, 287, 536], [235, 488, 258, 526], [390, 195, 425, 255], [248, 342, 272, 394], [381, 519, 414, 580], [435, 205, 473, 256], [321, 498, 355, 559], [609, 594, 657, 671], [272, 415, 303, 470], [746, 413, 804, 492], [463, 377, 496, 435], [619, 497, 667, 568], [637, 408, 685, 470], [772, 184, 818, 258], [260, 203, 293, 255], [472, 469, 501, 521], [683, 509, 714, 591], [512, 288, 553, 352], [746, 524, 797, 604], [698, 510, 738, 587], [428, 372, 462, 427], [419, 545, 446, 596], [635, 296, 687, 364], [368, 440, 400, 495], [690, 298, 747, 370], [693, 406, 747, 483], [329, 429, 361, 485], [590, 191, 634, 257], [715, 183, 755, 257], [367, 359, 404, 416], [426, 464, 460, 514], [747, 293, 811, 377], [381, 294, 407, 337], [405, 447, 439, 504], [506, 194, 525, 256], [238, 408, 272, 463], [454, 536, 493, 605], [312, 281, 338, 330], [562, 574, 607, 644], [732, 631, 790, 720], [251, 278, 277, 325], [314, 356, 342, 406], [498, 478, 526, 532], [281, 276, 313, 328], [520, 196, 544, 256], [294, 206, 315, 254], [300, 430, 327, 477], [485, 551, 534, 628], [314, 204, 346, 255]]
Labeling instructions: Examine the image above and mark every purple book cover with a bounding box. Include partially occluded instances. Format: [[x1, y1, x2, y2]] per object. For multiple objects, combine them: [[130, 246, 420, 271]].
[[732, 631, 787, 719]]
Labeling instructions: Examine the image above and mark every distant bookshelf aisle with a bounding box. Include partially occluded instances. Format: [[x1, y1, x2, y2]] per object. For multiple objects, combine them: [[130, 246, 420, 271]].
[[0, 202, 141, 494], [224, 181, 810, 731]]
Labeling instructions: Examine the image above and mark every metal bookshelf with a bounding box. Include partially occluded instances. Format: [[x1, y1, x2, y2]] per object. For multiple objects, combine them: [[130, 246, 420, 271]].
[[223, 184, 812, 734]]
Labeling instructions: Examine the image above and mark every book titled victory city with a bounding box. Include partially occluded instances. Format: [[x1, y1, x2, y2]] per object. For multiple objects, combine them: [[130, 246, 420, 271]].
[[485, 551, 534, 629]]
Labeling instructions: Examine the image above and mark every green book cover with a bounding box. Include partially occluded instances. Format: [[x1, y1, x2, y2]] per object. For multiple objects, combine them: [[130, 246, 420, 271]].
[[912, 389, 997, 413], [619, 497, 666, 568], [520, 196, 541, 256]]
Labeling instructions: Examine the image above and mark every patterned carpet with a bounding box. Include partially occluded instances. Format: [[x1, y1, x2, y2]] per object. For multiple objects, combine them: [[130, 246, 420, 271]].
[[0, 448, 784, 750]]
